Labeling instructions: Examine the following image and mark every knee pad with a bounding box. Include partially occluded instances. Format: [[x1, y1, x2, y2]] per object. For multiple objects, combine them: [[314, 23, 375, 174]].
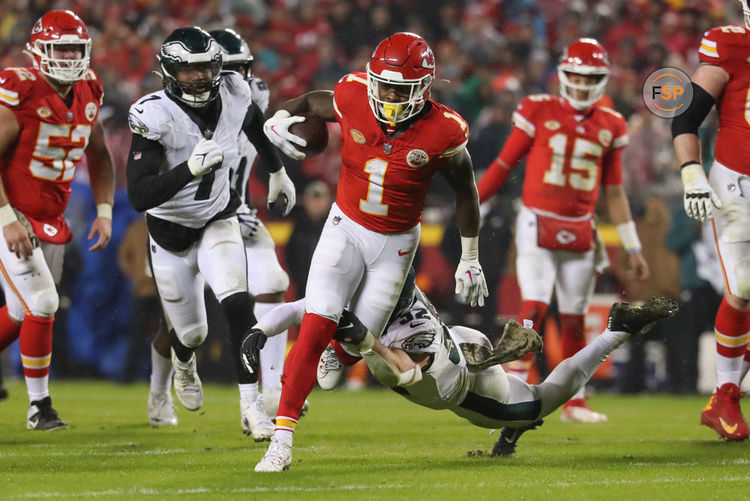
[[177, 324, 208, 348], [734, 259, 750, 300], [29, 288, 59, 318], [265, 268, 290, 295]]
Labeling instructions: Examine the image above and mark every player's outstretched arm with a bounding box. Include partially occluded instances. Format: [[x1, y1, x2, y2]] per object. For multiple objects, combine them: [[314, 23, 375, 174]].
[[85, 117, 115, 251], [603, 183, 649, 281], [253, 299, 306, 336], [263, 91, 335, 161], [242, 102, 296, 216], [0, 105, 34, 259], [673, 64, 727, 222], [440, 149, 488, 307]]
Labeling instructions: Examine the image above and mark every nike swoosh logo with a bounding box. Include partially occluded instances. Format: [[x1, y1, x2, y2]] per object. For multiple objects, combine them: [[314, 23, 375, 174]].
[[464, 269, 474, 284], [270, 124, 281, 137], [339, 322, 354, 330], [397, 249, 410, 256], [0, 77, 6, 84], [134, 106, 143, 113], [720, 417, 738, 434], [409, 321, 425, 328]]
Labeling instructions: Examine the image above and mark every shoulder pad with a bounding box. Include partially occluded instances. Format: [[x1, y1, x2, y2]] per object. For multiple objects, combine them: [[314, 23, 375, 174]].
[[0, 68, 37, 107], [699, 26, 747, 64], [598, 106, 625, 120], [128, 94, 166, 140], [436, 105, 469, 157]]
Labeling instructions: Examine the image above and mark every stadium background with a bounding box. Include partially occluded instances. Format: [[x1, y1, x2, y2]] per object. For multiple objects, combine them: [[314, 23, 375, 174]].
[[0, 0, 739, 392]]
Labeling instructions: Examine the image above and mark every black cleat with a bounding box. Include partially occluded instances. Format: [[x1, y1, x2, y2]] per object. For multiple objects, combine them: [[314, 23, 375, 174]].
[[27, 397, 68, 431], [607, 297, 679, 335], [491, 419, 543, 457], [0, 386, 8, 401]]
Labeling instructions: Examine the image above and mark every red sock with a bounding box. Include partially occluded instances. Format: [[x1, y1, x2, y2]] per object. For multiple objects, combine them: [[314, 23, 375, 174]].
[[560, 313, 586, 359], [518, 300, 548, 330], [19, 315, 54, 378], [331, 339, 362, 366], [0, 305, 22, 352], [714, 298, 750, 359], [277, 313, 337, 423]]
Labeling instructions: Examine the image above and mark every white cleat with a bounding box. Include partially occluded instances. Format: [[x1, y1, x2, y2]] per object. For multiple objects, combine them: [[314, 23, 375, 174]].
[[317, 345, 344, 390], [148, 392, 178, 427], [560, 399, 608, 423], [171, 350, 203, 411], [254, 436, 293, 472], [241, 396, 274, 441]]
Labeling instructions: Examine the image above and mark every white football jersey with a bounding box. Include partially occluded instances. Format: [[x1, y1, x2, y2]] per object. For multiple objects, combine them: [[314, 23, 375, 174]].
[[128, 72, 252, 227], [380, 298, 470, 409], [230, 77, 270, 204]]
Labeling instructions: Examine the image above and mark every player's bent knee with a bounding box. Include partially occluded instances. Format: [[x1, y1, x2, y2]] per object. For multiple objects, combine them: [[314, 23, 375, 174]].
[[178, 324, 208, 348], [29, 289, 59, 318], [734, 259, 750, 300]]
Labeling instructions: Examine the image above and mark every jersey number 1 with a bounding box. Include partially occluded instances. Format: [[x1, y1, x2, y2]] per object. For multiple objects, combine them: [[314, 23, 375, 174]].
[[360, 158, 389, 216]]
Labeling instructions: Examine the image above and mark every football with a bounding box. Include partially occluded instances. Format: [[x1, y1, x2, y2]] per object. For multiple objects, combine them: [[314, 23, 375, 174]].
[[288, 112, 329, 157]]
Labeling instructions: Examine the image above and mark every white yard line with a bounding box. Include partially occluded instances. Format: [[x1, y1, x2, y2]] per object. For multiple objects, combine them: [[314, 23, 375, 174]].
[[10, 476, 750, 499]]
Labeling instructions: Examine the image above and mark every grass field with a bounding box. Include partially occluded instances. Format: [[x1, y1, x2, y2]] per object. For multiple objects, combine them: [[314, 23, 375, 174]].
[[1, 381, 749, 500]]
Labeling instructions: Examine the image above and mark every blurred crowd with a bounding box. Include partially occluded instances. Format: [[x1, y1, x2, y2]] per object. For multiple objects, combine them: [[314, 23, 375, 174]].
[[0, 0, 740, 391]]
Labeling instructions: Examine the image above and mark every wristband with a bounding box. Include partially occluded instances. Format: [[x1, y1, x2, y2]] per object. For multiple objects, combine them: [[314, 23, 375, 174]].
[[0, 204, 18, 226], [97, 203, 113, 219], [615, 221, 642, 254], [680, 161, 701, 170], [460, 235, 479, 261]]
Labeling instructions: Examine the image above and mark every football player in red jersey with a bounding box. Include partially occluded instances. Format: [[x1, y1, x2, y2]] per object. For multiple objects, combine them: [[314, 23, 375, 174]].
[[0, 10, 115, 430], [248, 32, 487, 471], [477, 38, 649, 423], [672, 3, 750, 441]]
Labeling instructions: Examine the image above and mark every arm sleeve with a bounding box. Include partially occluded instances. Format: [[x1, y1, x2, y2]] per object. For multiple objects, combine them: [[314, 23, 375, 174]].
[[241, 102, 283, 174], [254, 299, 306, 336], [126, 134, 193, 212], [671, 83, 715, 138], [477, 127, 533, 202]]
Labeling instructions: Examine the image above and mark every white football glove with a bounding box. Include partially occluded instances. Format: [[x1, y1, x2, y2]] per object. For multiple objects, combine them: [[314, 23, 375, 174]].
[[681, 162, 721, 222], [267, 167, 296, 217], [263, 110, 307, 161], [454, 259, 489, 307], [236, 204, 260, 240], [187, 138, 223, 177]]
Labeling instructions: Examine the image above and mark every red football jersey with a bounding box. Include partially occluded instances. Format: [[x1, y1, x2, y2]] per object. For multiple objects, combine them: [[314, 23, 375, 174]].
[[480, 94, 627, 218], [698, 26, 750, 174], [0, 66, 102, 221], [332, 72, 469, 233]]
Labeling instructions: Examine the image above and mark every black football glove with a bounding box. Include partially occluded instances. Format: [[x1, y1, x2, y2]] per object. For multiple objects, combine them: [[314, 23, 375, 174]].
[[240, 328, 268, 376]]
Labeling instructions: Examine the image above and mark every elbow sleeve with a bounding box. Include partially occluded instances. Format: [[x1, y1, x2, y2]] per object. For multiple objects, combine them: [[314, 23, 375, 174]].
[[671, 82, 715, 138]]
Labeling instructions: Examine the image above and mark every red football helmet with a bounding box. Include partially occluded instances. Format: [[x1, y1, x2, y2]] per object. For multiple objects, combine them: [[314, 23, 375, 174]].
[[557, 38, 609, 111], [25, 10, 91, 84], [367, 32, 435, 126]]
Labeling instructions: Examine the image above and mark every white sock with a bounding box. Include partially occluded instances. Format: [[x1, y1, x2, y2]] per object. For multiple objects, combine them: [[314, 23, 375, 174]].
[[273, 428, 294, 445], [716, 354, 744, 388], [255, 302, 287, 389], [239, 383, 259, 402], [150, 345, 173, 395], [570, 387, 586, 401], [26, 375, 49, 403], [571, 328, 629, 380]]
